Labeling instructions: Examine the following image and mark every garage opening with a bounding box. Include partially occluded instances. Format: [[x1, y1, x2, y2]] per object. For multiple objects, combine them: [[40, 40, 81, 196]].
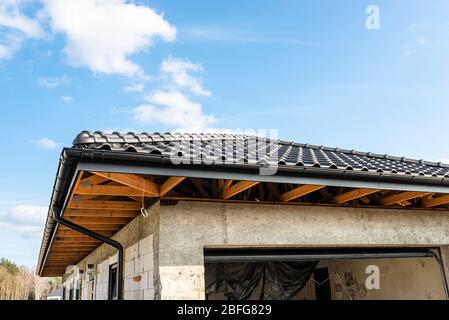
[[204, 248, 448, 300]]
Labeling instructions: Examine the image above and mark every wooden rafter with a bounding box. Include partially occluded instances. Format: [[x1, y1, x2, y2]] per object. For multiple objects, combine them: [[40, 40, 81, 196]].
[[257, 183, 265, 201], [67, 200, 141, 210], [47, 258, 84, 261], [379, 191, 431, 206], [51, 244, 99, 249], [64, 209, 138, 218], [51, 242, 99, 246], [422, 194, 449, 208], [224, 180, 234, 189], [160, 176, 186, 197], [57, 229, 115, 237], [75, 184, 153, 197], [223, 180, 260, 199], [335, 188, 380, 204], [80, 174, 109, 186], [45, 168, 449, 277], [59, 224, 124, 231], [91, 172, 160, 196], [55, 237, 100, 242], [266, 183, 280, 201], [47, 255, 86, 258], [69, 172, 112, 201], [64, 216, 132, 224], [190, 178, 210, 198], [49, 249, 93, 254], [281, 185, 325, 202]]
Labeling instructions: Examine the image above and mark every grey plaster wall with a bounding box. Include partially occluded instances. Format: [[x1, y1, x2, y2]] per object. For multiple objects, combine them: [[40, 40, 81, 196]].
[[157, 201, 449, 299]]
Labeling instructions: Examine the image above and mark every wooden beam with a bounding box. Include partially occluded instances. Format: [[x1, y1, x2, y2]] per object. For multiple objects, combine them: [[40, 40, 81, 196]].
[[398, 200, 412, 207], [210, 179, 219, 198], [160, 176, 186, 197], [80, 174, 109, 186], [223, 180, 233, 189], [47, 253, 86, 257], [190, 178, 210, 198], [55, 237, 100, 242], [67, 200, 141, 210], [51, 245, 98, 249], [91, 172, 159, 196], [46, 258, 81, 261], [422, 194, 449, 208], [51, 242, 99, 246], [75, 185, 153, 197], [64, 216, 132, 224], [380, 191, 431, 206], [47, 255, 84, 258], [358, 196, 371, 204], [257, 183, 265, 201], [218, 179, 224, 193], [335, 188, 380, 204], [49, 250, 93, 254], [56, 229, 115, 237], [266, 183, 280, 201], [281, 185, 325, 202], [223, 181, 260, 199], [64, 209, 138, 218], [59, 224, 124, 231]]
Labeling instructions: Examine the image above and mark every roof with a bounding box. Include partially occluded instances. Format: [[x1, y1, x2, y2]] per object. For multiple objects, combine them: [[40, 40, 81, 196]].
[[37, 131, 449, 276], [73, 131, 449, 179]]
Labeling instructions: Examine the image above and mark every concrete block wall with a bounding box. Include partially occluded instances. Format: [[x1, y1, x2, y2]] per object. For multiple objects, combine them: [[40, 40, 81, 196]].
[[94, 258, 110, 300], [70, 201, 159, 300], [123, 235, 155, 300], [92, 236, 155, 300]]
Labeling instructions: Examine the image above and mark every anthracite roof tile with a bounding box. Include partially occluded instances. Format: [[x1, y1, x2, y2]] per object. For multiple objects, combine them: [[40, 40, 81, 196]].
[[72, 131, 449, 179]]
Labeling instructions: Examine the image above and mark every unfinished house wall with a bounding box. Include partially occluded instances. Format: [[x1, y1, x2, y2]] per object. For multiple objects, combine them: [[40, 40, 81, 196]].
[[206, 257, 445, 300], [61, 201, 160, 300], [157, 201, 449, 300], [325, 257, 446, 300]]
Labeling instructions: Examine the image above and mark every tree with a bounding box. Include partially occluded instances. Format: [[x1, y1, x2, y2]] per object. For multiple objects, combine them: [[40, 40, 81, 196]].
[[0, 258, 19, 275], [0, 257, 61, 300]]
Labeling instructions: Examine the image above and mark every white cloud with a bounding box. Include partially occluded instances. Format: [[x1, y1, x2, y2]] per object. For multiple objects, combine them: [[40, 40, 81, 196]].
[[0, 35, 22, 59], [0, 221, 43, 238], [161, 57, 210, 96], [36, 138, 57, 149], [37, 75, 69, 89], [133, 91, 216, 133], [183, 25, 321, 46], [10, 205, 47, 226], [124, 82, 145, 93], [61, 95, 72, 103], [0, 0, 45, 59], [0, 204, 47, 238], [0, 1, 44, 38], [44, 0, 176, 75], [128, 57, 229, 133]]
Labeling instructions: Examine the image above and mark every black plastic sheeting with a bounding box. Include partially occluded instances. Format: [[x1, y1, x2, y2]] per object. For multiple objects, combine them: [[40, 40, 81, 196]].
[[205, 261, 318, 300]]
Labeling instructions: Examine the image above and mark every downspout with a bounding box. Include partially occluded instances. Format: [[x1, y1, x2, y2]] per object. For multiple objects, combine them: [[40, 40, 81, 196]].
[[51, 208, 124, 300]]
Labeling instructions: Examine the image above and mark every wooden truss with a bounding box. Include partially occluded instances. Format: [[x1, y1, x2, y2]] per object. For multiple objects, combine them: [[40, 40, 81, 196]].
[[40, 170, 449, 276]]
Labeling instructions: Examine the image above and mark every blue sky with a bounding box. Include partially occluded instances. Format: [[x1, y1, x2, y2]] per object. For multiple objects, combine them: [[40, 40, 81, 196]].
[[0, 0, 448, 268]]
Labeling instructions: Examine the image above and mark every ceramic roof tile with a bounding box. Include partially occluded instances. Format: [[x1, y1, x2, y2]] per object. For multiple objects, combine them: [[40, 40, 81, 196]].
[[72, 131, 449, 179]]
